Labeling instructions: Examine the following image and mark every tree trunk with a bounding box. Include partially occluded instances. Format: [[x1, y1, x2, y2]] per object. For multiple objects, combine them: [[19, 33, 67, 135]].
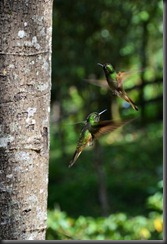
[[0, 0, 53, 240]]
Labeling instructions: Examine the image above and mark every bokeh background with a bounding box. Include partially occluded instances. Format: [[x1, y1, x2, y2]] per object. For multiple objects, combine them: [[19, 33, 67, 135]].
[[47, 0, 163, 240]]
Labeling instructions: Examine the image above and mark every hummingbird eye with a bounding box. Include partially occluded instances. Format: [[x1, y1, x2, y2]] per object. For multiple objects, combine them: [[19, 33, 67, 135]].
[[94, 114, 100, 122]]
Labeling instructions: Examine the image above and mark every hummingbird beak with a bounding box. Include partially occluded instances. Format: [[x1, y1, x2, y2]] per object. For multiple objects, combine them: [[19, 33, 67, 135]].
[[97, 63, 104, 67], [99, 109, 107, 115]]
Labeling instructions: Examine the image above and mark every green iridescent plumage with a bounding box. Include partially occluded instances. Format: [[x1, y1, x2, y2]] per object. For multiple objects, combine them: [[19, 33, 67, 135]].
[[69, 109, 127, 167], [98, 63, 138, 111]]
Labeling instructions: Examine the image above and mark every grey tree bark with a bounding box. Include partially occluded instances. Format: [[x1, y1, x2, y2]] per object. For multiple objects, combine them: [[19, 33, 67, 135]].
[[0, 0, 53, 240]]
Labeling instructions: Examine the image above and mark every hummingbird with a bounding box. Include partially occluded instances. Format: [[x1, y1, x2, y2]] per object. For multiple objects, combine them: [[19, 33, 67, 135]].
[[69, 109, 128, 168], [97, 63, 138, 111]]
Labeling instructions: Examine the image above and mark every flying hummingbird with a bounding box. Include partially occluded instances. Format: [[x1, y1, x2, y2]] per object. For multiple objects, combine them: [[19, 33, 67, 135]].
[[97, 63, 138, 111], [69, 109, 128, 168]]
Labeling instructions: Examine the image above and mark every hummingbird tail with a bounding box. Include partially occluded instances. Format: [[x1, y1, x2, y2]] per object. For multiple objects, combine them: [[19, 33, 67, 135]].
[[68, 150, 81, 168], [132, 104, 138, 111], [123, 94, 138, 111], [129, 99, 138, 111]]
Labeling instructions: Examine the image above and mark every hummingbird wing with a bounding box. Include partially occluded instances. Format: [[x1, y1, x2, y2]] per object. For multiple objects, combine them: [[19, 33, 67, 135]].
[[84, 78, 108, 89], [92, 120, 126, 139], [92, 119, 134, 139], [116, 72, 126, 88], [116, 68, 146, 87]]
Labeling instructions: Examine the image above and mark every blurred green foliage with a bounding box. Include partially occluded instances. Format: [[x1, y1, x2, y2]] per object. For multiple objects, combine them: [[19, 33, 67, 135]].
[[46, 180, 163, 240], [48, 0, 163, 240]]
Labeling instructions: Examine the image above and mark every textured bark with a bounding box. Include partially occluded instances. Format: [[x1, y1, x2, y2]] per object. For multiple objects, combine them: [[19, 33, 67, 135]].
[[0, 0, 53, 240]]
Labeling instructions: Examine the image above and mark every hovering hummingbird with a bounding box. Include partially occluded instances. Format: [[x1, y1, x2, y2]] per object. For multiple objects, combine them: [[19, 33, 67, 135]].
[[69, 109, 128, 168], [97, 63, 138, 111]]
